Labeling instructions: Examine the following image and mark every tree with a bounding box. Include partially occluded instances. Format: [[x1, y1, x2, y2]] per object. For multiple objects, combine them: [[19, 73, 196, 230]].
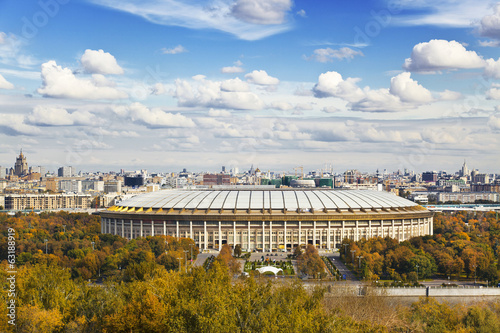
[[297, 244, 326, 278], [217, 244, 241, 276], [234, 244, 242, 258]]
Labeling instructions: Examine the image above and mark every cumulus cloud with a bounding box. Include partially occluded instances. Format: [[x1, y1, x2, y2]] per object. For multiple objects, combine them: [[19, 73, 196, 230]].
[[37, 61, 128, 99], [162, 45, 187, 54], [0, 114, 41, 136], [312, 71, 364, 102], [269, 101, 293, 110], [174, 77, 264, 110], [488, 114, 500, 130], [81, 49, 124, 75], [484, 57, 500, 79], [221, 66, 244, 73], [322, 106, 338, 113], [313, 71, 440, 112], [486, 84, 500, 99], [113, 102, 196, 128], [403, 39, 485, 72], [27, 106, 97, 126], [479, 3, 500, 40], [231, 0, 292, 24], [439, 89, 463, 101], [208, 109, 232, 117], [296, 9, 306, 17], [389, 72, 433, 103], [245, 70, 279, 85], [220, 78, 250, 92], [0, 73, 14, 89], [307, 47, 363, 63]]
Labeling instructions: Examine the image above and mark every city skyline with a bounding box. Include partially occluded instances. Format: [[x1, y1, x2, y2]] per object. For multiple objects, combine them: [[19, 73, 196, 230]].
[[1, 1, 500, 172]]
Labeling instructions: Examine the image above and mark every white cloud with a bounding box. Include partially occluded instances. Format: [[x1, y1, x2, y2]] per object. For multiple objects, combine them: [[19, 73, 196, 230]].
[[322, 106, 338, 113], [403, 39, 485, 72], [486, 86, 500, 100], [488, 114, 500, 130], [296, 9, 306, 17], [392, 0, 491, 28], [0, 32, 36, 67], [479, 40, 500, 47], [174, 77, 264, 110], [208, 109, 232, 117], [479, 3, 500, 40], [439, 89, 463, 101], [90, 0, 292, 40], [114, 102, 196, 128], [162, 45, 187, 54], [307, 47, 363, 63], [81, 49, 124, 75], [245, 70, 279, 85], [389, 72, 433, 103], [221, 66, 244, 73], [312, 71, 364, 102], [484, 57, 500, 79], [421, 128, 458, 144], [0, 114, 41, 136], [220, 78, 250, 92], [0, 73, 14, 89], [37, 60, 128, 99], [27, 106, 97, 126], [269, 101, 293, 110], [231, 0, 292, 24], [151, 83, 166, 95], [313, 70, 439, 112]]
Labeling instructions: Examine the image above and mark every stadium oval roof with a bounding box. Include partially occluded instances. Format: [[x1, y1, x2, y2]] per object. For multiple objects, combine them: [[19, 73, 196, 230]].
[[111, 189, 420, 212]]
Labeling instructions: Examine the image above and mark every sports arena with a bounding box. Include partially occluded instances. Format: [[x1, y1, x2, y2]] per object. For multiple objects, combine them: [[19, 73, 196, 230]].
[[100, 189, 433, 251]]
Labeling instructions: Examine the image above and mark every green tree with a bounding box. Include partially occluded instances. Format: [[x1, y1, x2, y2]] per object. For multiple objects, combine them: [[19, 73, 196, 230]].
[[234, 244, 242, 258]]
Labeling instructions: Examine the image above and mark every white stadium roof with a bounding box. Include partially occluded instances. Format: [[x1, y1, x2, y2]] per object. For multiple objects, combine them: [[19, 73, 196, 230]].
[[116, 189, 418, 211]]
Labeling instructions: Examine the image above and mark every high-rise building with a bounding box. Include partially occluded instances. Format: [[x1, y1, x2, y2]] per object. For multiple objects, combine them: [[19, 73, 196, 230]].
[[14, 149, 28, 176], [59, 180, 82, 193], [460, 160, 470, 177], [0, 167, 5, 179], [58, 166, 74, 177]]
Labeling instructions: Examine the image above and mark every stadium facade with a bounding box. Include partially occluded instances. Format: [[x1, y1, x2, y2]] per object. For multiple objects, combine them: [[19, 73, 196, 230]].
[[100, 189, 433, 251]]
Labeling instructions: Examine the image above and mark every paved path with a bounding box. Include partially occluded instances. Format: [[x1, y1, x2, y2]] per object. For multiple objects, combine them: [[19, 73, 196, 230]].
[[194, 252, 212, 267], [326, 252, 358, 284]]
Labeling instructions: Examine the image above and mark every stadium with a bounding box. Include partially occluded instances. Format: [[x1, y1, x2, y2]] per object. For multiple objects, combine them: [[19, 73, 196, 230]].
[[100, 189, 433, 251]]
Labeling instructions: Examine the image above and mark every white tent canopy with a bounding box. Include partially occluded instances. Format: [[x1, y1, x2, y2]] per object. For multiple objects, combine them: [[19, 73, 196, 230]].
[[256, 266, 283, 276]]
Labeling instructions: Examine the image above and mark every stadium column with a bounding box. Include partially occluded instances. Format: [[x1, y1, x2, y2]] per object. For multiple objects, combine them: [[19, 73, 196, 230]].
[[262, 221, 265, 250], [130, 220, 133, 239], [151, 220, 154, 236], [163, 221, 166, 236], [114, 219, 117, 235], [392, 219, 395, 239], [381, 221, 384, 238], [298, 221, 302, 248], [121, 219, 124, 238], [430, 217, 433, 236], [218, 221, 222, 250], [247, 221, 251, 250], [355, 220, 359, 242], [176, 221, 179, 238], [401, 219, 405, 241], [341, 221, 345, 242], [313, 221, 317, 248], [284, 221, 287, 250], [269, 221, 272, 251], [140, 220, 143, 238], [368, 220, 372, 239], [204, 221, 208, 250], [233, 221, 236, 248], [327, 221, 331, 250], [190, 221, 193, 241], [101, 219, 103, 233]]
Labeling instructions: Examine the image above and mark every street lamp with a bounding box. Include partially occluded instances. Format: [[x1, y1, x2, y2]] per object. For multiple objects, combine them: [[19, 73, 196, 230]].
[[415, 264, 419, 282], [63, 225, 66, 233], [350, 250, 356, 265], [91, 241, 95, 251], [357, 255, 364, 269], [44, 239, 48, 254], [190, 244, 194, 264], [183, 250, 188, 273], [177, 257, 182, 272]]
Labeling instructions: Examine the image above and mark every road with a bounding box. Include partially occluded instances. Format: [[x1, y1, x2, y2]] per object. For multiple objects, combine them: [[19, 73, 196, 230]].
[[326, 252, 359, 284]]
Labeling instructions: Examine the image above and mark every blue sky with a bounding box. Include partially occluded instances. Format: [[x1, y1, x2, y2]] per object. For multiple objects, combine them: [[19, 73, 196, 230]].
[[0, 0, 499, 174]]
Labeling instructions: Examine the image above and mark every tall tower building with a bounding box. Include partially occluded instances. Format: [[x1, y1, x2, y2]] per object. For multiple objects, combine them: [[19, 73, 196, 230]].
[[14, 149, 28, 176], [460, 160, 469, 177]]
